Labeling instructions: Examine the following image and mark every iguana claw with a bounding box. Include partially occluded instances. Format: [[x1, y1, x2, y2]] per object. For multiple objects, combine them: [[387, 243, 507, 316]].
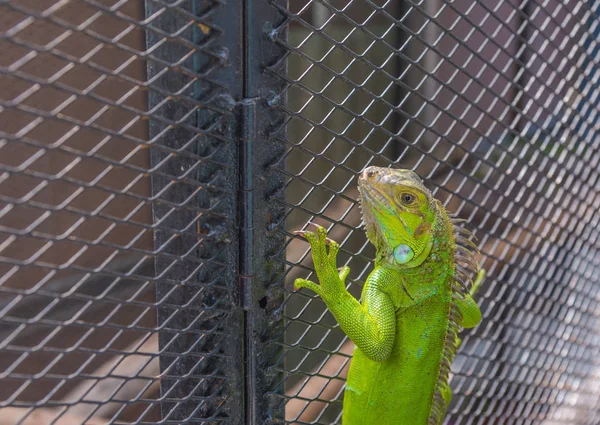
[[294, 224, 334, 245], [293, 225, 349, 297]]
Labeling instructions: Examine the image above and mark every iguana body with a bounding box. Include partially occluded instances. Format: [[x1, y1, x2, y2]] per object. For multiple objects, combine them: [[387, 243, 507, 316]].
[[295, 167, 483, 425]]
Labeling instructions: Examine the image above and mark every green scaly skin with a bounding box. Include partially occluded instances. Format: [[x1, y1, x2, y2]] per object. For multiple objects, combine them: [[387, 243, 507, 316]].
[[295, 167, 483, 425]]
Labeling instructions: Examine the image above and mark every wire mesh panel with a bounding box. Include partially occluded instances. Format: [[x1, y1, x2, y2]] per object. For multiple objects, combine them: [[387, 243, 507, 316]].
[[270, 1, 600, 424], [2, 0, 600, 425], [0, 1, 243, 424]]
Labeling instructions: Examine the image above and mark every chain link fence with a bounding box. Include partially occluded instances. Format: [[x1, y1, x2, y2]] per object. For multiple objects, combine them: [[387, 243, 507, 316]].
[[1, 0, 599, 424]]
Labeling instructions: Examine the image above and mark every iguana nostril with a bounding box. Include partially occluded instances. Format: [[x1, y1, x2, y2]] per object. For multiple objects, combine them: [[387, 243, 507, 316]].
[[363, 168, 382, 183]]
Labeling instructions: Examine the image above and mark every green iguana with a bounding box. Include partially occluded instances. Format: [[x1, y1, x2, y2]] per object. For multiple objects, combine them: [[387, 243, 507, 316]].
[[294, 166, 484, 425]]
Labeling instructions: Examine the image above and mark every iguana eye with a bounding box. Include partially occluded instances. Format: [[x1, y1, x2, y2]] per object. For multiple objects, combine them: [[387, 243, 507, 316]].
[[400, 193, 415, 205]]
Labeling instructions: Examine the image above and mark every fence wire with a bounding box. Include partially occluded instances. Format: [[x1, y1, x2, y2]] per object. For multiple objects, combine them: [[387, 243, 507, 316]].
[[1, 1, 600, 425], [274, 1, 600, 425], [0, 0, 242, 424]]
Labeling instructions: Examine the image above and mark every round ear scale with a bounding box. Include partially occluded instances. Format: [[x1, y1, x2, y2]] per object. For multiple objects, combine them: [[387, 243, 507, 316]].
[[394, 244, 414, 264]]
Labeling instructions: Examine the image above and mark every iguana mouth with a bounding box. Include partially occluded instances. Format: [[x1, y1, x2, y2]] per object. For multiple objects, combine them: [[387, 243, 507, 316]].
[[358, 183, 392, 214], [358, 170, 410, 221], [359, 169, 395, 208], [358, 174, 415, 254]]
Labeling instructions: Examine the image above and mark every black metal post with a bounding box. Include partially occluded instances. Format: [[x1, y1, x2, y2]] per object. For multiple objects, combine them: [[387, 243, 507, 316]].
[[146, 0, 244, 423], [240, 1, 288, 423]]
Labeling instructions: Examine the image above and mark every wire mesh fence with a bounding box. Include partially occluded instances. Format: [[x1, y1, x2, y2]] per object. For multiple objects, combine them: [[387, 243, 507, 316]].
[[1, 0, 599, 425], [0, 0, 245, 423]]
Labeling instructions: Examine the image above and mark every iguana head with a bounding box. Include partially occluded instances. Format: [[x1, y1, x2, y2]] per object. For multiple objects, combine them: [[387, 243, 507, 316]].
[[358, 166, 440, 268]]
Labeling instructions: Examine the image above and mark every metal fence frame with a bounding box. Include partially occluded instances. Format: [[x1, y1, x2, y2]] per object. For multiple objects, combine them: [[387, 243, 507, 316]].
[[146, 0, 289, 422]]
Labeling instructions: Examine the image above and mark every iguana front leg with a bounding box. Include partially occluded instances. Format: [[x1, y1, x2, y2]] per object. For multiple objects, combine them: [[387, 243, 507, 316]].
[[294, 225, 396, 362], [456, 269, 485, 330], [442, 269, 485, 409]]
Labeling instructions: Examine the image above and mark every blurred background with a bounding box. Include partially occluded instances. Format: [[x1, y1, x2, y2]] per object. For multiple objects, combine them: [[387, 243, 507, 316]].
[[0, 0, 599, 424]]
